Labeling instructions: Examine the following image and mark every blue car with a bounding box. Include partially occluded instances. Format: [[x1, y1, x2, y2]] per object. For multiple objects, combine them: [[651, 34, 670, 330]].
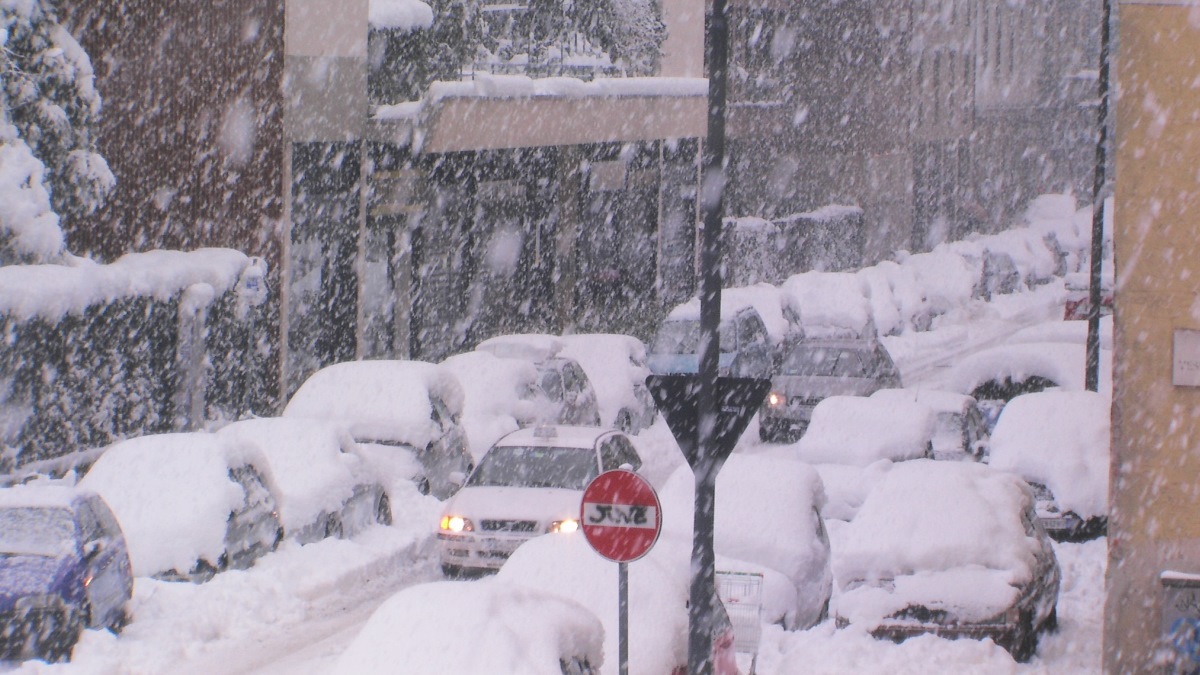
[[0, 486, 133, 662]]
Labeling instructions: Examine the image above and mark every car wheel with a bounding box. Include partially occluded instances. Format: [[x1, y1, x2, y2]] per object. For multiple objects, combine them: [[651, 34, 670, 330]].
[[1010, 609, 1038, 662], [375, 493, 393, 526], [758, 420, 777, 443], [1042, 606, 1058, 633], [41, 606, 82, 663], [616, 411, 634, 434]]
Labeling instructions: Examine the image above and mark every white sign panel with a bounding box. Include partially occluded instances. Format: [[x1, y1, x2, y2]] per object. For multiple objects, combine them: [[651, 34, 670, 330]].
[[1173, 329, 1200, 387]]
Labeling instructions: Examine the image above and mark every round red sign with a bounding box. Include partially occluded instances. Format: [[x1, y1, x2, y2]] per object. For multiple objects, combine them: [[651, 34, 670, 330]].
[[580, 470, 662, 563]]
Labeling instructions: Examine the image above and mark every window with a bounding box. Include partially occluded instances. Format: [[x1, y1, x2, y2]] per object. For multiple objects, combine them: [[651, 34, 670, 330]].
[[600, 435, 641, 471]]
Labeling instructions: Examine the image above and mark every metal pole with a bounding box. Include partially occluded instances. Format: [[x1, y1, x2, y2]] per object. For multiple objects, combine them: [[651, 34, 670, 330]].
[[1086, 0, 1111, 393], [693, 0, 729, 670], [619, 561, 629, 675]]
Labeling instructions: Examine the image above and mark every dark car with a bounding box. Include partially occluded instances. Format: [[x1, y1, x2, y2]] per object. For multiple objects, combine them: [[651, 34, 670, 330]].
[[758, 337, 902, 442], [0, 485, 134, 662], [834, 461, 1060, 662]]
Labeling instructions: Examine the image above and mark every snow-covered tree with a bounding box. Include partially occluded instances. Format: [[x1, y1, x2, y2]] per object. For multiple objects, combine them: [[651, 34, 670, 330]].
[[0, 30, 62, 264], [0, 0, 112, 257]]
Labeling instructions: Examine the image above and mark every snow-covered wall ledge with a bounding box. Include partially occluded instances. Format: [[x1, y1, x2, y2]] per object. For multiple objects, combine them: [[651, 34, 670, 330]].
[[0, 249, 250, 321], [369, 75, 709, 152]]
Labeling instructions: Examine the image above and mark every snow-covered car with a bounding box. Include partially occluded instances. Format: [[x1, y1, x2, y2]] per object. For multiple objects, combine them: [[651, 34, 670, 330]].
[[759, 337, 903, 442], [216, 418, 392, 544], [780, 270, 875, 338], [437, 350, 543, 458], [474, 335, 603, 427], [1062, 271, 1114, 320], [283, 360, 473, 500], [870, 389, 990, 460], [658, 453, 833, 629], [79, 433, 283, 581], [497, 533, 738, 675], [0, 486, 133, 662], [987, 390, 1109, 541], [558, 334, 658, 434], [647, 284, 802, 379], [793, 395, 935, 466], [332, 579, 604, 675], [437, 425, 643, 576], [834, 460, 1060, 662], [937, 340, 1113, 421]]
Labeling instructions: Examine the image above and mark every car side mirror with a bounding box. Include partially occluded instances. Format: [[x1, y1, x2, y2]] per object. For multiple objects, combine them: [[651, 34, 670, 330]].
[[448, 471, 467, 488], [83, 540, 104, 562]]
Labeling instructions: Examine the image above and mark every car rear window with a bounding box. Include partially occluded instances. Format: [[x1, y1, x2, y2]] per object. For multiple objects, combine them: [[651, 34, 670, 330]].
[[468, 446, 598, 490], [0, 507, 76, 557], [782, 346, 871, 377]]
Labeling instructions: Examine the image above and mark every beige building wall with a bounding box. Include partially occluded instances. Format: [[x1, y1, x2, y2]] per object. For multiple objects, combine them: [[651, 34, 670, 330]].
[[661, 0, 706, 77], [1106, 1, 1200, 671], [283, 0, 368, 141]]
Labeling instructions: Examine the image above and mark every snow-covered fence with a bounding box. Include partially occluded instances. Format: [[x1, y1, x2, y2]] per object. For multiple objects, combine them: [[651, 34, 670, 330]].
[[0, 250, 271, 471]]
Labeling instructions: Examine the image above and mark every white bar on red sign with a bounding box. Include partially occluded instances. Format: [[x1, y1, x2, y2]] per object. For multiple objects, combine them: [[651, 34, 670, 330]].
[[582, 503, 659, 529]]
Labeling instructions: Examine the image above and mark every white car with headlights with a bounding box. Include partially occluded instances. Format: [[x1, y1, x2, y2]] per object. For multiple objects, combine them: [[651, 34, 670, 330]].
[[437, 425, 643, 576]]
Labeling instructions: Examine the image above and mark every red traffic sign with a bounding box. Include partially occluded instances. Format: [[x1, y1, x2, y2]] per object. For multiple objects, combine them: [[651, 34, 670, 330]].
[[581, 470, 662, 563]]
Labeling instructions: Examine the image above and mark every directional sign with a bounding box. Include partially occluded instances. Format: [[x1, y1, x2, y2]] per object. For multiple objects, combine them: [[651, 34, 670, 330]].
[[581, 470, 662, 563], [645, 375, 772, 468]]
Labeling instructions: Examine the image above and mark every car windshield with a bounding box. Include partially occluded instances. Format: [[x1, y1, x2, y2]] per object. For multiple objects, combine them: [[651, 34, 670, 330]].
[[0, 506, 76, 558], [781, 345, 872, 377], [651, 320, 736, 355], [467, 446, 598, 490]]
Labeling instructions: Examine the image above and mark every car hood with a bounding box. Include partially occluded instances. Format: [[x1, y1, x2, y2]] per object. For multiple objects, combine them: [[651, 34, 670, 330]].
[[836, 566, 1024, 630], [444, 486, 584, 524], [0, 554, 71, 603]]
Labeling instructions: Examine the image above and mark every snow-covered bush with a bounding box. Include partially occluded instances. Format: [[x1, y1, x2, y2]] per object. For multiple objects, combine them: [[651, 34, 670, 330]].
[[1, 1, 113, 236]]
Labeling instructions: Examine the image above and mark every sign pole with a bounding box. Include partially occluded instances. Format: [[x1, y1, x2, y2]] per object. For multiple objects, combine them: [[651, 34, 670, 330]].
[[619, 561, 629, 675], [580, 469, 663, 675]]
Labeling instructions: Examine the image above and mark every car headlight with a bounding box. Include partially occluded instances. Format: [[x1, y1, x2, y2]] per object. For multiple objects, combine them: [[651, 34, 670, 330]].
[[766, 391, 785, 407], [439, 515, 474, 533], [549, 519, 579, 534]]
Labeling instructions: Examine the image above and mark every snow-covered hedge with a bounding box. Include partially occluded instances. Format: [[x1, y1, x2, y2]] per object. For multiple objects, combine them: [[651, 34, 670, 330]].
[[0, 250, 270, 471]]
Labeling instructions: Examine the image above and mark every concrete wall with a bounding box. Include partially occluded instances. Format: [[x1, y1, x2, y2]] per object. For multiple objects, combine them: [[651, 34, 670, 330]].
[[1106, 1, 1200, 671]]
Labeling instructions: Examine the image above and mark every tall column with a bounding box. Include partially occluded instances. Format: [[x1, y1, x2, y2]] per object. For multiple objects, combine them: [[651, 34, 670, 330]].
[[1106, 2, 1200, 671]]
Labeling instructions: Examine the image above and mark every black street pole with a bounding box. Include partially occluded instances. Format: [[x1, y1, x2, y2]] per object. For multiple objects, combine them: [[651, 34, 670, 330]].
[[692, 0, 729, 671], [1087, 0, 1111, 393]]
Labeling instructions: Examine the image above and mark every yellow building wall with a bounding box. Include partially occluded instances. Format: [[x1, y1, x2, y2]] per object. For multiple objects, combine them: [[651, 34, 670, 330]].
[[1107, 1, 1200, 671]]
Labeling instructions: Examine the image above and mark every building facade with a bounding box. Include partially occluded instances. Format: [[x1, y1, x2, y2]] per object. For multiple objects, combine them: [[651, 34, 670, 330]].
[[61, 0, 1104, 407], [1106, 1, 1200, 669]]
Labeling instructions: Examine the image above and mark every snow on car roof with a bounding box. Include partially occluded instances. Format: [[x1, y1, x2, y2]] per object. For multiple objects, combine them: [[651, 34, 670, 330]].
[[497, 532, 691, 675], [664, 283, 800, 344], [781, 271, 872, 337], [988, 390, 1110, 519], [558, 333, 650, 425], [870, 388, 975, 415], [659, 453, 831, 629], [794, 396, 936, 466], [939, 341, 1113, 397], [283, 360, 464, 448], [493, 425, 612, 449], [835, 460, 1040, 589], [79, 432, 256, 577], [439, 350, 540, 457], [0, 484, 83, 509], [897, 247, 979, 313], [217, 418, 363, 533], [475, 333, 564, 361], [333, 578, 604, 675]]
